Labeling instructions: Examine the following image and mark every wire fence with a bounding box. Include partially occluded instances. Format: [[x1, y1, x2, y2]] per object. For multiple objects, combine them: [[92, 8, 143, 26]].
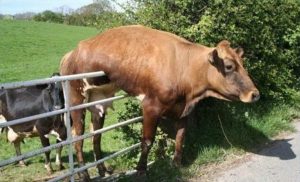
[[0, 71, 143, 181]]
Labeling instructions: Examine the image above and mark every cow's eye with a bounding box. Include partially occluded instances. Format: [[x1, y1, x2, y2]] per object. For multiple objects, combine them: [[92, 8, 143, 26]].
[[225, 64, 234, 73]]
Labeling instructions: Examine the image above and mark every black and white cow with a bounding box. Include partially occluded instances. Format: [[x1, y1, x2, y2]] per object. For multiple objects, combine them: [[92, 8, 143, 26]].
[[0, 74, 67, 174]]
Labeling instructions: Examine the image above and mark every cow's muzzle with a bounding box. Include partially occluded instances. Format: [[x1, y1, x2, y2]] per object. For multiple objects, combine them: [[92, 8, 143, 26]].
[[240, 89, 260, 103], [251, 90, 260, 102]]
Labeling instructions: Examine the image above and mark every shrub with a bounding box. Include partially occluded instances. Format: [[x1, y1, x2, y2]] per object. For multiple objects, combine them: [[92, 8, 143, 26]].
[[134, 0, 300, 100]]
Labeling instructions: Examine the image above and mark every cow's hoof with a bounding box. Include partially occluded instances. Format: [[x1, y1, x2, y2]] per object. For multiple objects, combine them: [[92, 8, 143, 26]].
[[45, 164, 54, 175], [172, 155, 182, 168], [135, 170, 147, 182], [97, 163, 107, 177], [78, 171, 91, 182], [47, 169, 54, 175], [136, 169, 147, 176], [106, 165, 114, 175], [58, 164, 65, 170], [172, 160, 181, 168], [18, 160, 26, 167], [97, 164, 114, 177]]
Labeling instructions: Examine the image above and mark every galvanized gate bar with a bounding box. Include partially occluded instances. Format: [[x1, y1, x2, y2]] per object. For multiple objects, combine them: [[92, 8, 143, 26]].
[[0, 140, 69, 168], [48, 143, 141, 182], [0, 116, 143, 168], [0, 109, 67, 128], [0, 71, 105, 90], [0, 95, 126, 128], [76, 117, 142, 143], [69, 95, 127, 112], [0, 72, 144, 182]]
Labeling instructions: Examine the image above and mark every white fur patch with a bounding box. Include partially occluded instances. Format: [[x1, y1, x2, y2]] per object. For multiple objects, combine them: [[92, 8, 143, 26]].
[[6, 125, 39, 143], [82, 78, 119, 117], [136, 94, 145, 101], [0, 115, 6, 133], [44, 130, 62, 141], [7, 128, 19, 143]]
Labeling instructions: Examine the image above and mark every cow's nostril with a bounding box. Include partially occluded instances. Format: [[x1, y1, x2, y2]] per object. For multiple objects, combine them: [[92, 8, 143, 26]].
[[251, 90, 260, 102]]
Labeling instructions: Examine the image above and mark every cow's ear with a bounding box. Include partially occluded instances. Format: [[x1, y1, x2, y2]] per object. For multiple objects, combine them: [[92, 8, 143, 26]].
[[235, 47, 244, 57], [46, 84, 53, 91], [208, 49, 219, 65]]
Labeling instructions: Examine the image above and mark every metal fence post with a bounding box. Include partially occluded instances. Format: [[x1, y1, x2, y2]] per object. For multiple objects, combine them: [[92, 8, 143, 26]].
[[62, 80, 75, 182]]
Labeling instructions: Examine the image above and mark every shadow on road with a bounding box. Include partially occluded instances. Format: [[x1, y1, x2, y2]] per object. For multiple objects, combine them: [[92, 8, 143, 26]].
[[259, 138, 296, 160]]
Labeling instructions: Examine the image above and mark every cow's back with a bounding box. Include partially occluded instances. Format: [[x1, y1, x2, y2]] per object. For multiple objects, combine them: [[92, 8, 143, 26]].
[[65, 25, 197, 100]]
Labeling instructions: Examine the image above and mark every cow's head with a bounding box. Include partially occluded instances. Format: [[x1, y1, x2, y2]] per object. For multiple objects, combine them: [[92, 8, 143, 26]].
[[207, 40, 259, 103], [48, 73, 64, 110]]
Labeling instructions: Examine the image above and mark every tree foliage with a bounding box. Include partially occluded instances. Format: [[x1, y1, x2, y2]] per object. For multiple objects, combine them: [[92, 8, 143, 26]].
[[33, 0, 129, 30], [133, 0, 300, 100], [33, 10, 64, 23]]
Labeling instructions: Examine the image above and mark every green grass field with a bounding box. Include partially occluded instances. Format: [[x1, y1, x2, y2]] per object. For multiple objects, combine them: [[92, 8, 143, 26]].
[[0, 20, 299, 182], [0, 20, 136, 181], [0, 20, 99, 82]]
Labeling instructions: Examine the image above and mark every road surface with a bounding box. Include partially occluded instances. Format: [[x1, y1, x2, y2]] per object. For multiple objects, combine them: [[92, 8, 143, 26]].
[[213, 121, 300, 182]]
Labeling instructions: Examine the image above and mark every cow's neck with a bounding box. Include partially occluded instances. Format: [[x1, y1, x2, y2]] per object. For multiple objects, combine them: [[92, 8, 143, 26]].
[[179, 45, 227, 117]]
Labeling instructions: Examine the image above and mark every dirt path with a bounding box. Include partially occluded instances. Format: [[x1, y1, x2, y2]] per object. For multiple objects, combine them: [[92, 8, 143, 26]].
[[200, 121, 300, 182]]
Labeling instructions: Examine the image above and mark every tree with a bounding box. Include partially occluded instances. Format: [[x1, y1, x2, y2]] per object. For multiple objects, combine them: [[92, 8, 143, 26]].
[[33, 10, 63, 23]]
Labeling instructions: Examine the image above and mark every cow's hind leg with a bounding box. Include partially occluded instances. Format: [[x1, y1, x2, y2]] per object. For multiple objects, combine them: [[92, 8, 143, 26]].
[[71, 109, 91, 181], [40, 136, 53, 174], [91, 112, 109, 177]]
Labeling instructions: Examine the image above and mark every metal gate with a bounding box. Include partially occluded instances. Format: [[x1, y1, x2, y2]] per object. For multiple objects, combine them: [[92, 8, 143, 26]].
[[0, 71, 143, 181]]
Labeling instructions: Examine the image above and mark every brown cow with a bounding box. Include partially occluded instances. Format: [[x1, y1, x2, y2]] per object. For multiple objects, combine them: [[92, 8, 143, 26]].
[[60, 25, 259, 180]]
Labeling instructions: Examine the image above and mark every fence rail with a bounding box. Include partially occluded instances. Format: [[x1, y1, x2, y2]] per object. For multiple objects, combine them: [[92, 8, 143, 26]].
[[0, 95, 126, 128], [0, 72, 143, 182], [0, 71, 105, 90]]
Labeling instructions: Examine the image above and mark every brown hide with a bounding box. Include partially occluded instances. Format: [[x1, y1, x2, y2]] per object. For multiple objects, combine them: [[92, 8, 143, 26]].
[[61, 25, 258, 118], [60, 25, 259, 177]]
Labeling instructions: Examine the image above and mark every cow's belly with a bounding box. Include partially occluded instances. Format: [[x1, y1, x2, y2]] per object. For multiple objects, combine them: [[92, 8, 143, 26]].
[[0, 117, 38, 142], [7, 126, 39, 143]]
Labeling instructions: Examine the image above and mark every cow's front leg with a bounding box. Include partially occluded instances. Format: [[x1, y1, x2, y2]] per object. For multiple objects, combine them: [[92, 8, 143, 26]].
[[173, 119, 187, 167], [39, 136, 53, 174], [91, 111, 108, 177], [136, 98, 160, 174], [71, 109, 90, 181], [55, 140, 64, 170], [13, 141, 26, 166], [8, 129, 26, 166]]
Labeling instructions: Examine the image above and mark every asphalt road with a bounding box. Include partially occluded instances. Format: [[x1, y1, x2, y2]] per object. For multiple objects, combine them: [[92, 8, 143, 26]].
[[213, 121, 300, 182]]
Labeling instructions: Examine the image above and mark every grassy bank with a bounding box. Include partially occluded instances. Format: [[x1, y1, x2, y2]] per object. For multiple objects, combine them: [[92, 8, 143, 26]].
[[0, 20, 99, 82], [0, 20, 299, 182]]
